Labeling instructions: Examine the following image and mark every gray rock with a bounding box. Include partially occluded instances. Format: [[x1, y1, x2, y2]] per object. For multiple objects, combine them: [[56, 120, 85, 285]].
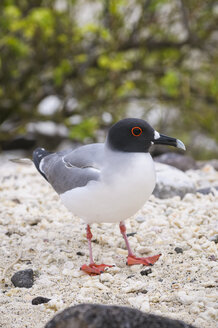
[[45, 303, 196, 328], [154, 153, 197, 171], [11, 269, 34, 288], [197, 186, 218, 195], [153, 163, 196, 199]]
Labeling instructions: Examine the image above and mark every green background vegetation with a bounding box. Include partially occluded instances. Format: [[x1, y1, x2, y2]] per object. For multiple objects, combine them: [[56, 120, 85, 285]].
[[0, 0, 217, 158]]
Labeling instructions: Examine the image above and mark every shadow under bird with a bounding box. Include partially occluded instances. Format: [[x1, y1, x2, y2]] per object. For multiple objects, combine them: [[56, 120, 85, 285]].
[[33, 118, 186, 275]]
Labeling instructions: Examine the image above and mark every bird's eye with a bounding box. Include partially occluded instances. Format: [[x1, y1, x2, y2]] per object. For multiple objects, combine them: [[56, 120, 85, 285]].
[[131, 126, 142, 137]]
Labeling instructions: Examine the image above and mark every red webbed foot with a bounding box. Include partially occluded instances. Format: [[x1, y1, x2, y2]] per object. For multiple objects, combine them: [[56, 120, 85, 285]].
[[127, 254, 161, 266], [81, 263, 114, 275]]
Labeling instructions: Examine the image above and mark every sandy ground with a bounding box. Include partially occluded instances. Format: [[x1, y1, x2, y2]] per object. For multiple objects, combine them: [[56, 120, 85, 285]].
[[0, 157, 217, 328]]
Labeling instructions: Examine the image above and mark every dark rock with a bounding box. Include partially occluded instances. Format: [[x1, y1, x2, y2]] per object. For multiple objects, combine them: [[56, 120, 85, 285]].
[[197, 186, 218, 195], [11, 269, 34, 288], [32, 296, 51, 305], [126, 232, 136, 237], [140, 268, 152, 276], [153, 163, 196, 199], [174, 247, 183, 254], [154, 153, 197, 171], [5, 231, 12, 237], [45, 304, 196, 328], [76, 251, 85, 256]]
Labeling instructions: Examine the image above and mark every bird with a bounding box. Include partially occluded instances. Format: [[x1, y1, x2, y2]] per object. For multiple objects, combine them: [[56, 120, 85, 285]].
[[33, 118, 186, 275]]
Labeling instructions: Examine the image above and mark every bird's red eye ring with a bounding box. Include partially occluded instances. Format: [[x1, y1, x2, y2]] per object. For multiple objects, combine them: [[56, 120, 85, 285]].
[[131, 126, 142, 137]]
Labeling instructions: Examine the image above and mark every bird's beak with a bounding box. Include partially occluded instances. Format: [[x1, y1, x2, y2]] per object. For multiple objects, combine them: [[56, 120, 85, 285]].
[[153, 133, 186, 151]]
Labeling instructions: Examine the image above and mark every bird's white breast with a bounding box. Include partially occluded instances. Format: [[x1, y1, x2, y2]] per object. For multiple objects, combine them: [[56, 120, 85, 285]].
[[60, 152, 156, 224]]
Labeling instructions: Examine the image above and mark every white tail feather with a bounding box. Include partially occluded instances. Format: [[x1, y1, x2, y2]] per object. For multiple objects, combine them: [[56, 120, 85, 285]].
[[9, 158, 33, 166]]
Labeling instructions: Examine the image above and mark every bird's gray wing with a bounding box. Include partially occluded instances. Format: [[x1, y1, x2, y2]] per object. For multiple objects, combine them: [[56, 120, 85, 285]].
[[62, 143, 104, 169], [40, 144, 104, 194]]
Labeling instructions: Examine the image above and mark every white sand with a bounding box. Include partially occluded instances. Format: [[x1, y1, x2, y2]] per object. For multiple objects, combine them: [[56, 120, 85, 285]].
[[0, 159, 217, 328]]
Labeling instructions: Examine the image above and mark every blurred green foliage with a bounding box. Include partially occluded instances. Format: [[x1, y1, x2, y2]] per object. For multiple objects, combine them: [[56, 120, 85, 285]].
[[0, 0, 217, 156], [68, 117, 98, 141]]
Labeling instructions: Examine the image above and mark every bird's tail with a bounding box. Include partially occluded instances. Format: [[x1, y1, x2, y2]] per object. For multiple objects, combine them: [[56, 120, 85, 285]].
[[10, 158, 32, 166], [32, 148, 52, 181]]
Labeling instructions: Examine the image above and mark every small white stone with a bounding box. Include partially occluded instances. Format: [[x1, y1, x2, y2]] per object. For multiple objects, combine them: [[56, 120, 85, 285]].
[[106, 266, 121, 274], [123, 281, 147, 293], [177, 291, 196, 305], [189, 302, 201, 314], [116, 248, 128, 256], [137, 246, 152, 255], [83, 280, 109, 291], [47, 265, 59, 275], [63, 261, 74, 270], [99, 273, 114, 283], [136, 216, 146, 223], [45, 298, 64, 311], [128, 294, 150, 312]]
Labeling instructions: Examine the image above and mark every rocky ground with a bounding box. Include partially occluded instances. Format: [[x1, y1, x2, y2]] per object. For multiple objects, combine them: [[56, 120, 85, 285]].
[[0, 154, 217, 328]]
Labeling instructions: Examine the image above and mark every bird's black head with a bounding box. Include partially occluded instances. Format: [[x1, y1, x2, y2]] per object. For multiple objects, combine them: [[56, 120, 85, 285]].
[[107, 118, 155, 153], [107, 118, 186, 153]]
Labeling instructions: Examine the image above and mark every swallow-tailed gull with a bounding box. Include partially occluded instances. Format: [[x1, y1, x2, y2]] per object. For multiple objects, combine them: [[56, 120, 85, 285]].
[[33, 118, 185, 275]]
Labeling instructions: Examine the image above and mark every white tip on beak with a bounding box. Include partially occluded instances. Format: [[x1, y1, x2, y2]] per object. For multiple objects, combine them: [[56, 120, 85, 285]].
[[154, 131, 160, 140], [176, 139, 186, 151]]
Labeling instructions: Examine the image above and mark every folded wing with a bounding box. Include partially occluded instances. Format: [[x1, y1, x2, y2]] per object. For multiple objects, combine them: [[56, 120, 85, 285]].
[[33, 144, 104, 194]]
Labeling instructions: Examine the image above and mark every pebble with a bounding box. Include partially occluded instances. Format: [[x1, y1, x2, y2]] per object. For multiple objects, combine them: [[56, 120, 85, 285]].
[[83, 280, 109, 291], [106, 266, 121, 274], [136, 216, 146, 223], [11, 269, 34, 288], [44, 298, 64, 311], [177, 291, 198, 305], [99, 273, 114, 283], [32, 296, 51, 305], [76, 251, 85, 256], [128, 294, 150, 312], [140, 268, 152, 276], [174, 247, 183, 254], [123, 281, 148, 293], [137, 246, 152, 254]]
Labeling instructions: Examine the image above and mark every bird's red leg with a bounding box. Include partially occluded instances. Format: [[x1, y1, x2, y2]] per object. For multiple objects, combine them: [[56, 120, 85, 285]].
[[119, 221, 161, 266], [80, 224, 113, 275]]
